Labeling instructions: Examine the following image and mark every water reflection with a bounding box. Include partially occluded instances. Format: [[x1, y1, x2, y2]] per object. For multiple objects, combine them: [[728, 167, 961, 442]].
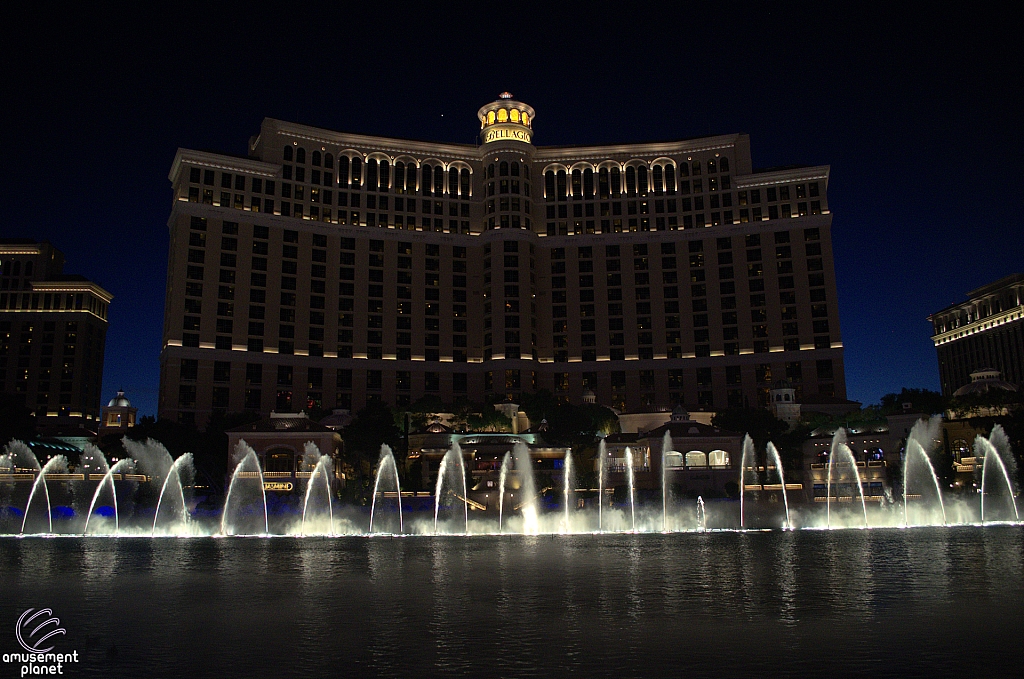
[[0, 529, 1022, 678]]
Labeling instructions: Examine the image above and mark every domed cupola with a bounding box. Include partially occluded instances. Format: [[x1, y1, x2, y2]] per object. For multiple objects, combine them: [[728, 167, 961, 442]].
[[477, 92, 535, 146]]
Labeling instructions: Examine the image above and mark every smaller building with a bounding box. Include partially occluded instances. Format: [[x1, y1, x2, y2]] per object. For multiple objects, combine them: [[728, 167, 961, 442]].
[[98, 389, 137, 437], [226, 412, 343, 495], [602, 407, 743, 497], [802, 411, 929, 503]]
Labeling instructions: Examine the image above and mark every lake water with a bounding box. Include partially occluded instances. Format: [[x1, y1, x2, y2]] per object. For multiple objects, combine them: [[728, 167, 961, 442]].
[[2, 527, 1022, 677]]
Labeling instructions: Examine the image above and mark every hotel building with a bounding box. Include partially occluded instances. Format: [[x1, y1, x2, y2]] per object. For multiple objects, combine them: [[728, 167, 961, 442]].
[[0, 239, 112, 435], [159, 94, 844, 426], [928, 273, 1024, 396]]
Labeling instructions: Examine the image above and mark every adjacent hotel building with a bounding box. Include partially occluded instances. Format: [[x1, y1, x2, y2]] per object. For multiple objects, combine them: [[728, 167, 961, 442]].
[[929, 273, 1024, 396], [159, 94, 844, 426], [1, 240, 112, 434]]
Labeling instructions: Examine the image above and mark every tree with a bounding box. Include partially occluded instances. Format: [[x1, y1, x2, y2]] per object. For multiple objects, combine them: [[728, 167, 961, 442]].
[[879, 388, 947, 415], [712, 407, 789, 450], [341, 400, 402, 462]]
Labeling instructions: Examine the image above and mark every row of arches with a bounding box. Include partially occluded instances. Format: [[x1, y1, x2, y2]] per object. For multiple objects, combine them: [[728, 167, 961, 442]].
[[663, 450, 731, 468], [542, 157, 731, 200], [330, 156, 472, 197]]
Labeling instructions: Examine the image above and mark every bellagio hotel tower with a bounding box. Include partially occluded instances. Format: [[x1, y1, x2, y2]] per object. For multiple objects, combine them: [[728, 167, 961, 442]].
[[159, 93, 844, 425]]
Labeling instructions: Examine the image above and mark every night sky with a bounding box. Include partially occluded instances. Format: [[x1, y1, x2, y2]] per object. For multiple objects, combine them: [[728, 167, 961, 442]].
[[3, 4, 1019, 417]]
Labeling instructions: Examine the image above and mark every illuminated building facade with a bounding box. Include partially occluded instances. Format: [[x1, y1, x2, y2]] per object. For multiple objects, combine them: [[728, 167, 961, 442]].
[[159, 94, 844, 426], [928, 273, 1024, 396], [0, 240, 112, 435]]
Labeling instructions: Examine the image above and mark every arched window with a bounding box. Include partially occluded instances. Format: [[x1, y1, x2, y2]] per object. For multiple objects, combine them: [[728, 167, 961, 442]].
[[510, 109, 520, 122], [338, 156, 349, 186], [350, 157, 361, 187], [497, 109, 508, 122], [460, 168, 470, 197], [499, 161, 509, 176], [679, 162, 689, 177], [720, 157, 730, 172], [511, 161, 520, 177], [488, 164, 495, 179], [707, 159, 716, 173], [652, 165, 664, 195], [394, 162, 405, 193], [449, 167, 459, 195], [522, 112, 529, 126], [524, 165, 530, 180], [545, 170, 555, 199], [312, 151, 322, 166], [637, 166, 648, 195], [421, 165, 432, 196], [583, 168, 594, 198], [406, 163, 417, 194], [691, 160, 701, 175], [487, 111, 495, 125], [665, 164, 676, 194], [598, 168, 610, 198], [283, 146, 293, 162], [556, 170, 567, 201], [625, 166, 637, 196], [571, 169, 582, 197], [12, 261, 20, 276], [296, 147, 306, 164], [611, 167, 621, 196], [433, 166, 444, 195], [379, 160, 390, 191], [366, 159, 378, 192], [324, 153, 334, 169]]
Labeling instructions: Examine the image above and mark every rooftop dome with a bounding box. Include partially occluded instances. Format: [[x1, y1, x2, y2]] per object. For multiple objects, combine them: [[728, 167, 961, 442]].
[[953, 369, 1019, 397], [107, 389, 131, 408], [477, 93, 535, 144]]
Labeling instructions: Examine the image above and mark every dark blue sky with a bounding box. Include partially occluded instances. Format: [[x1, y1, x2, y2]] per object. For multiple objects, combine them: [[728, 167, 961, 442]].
[[3, 4, 1019, 417]]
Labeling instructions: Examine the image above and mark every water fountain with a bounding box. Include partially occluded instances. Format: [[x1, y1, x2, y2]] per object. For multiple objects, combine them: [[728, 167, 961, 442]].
[[562, 450, 574, 533], [434, 442, 468, 534], [765, 442, 791, 529], [597, 439, 606, 532], [3, 421, 1021, 538], [661, 431, 673, 532], [497, 451, 511, 533], [153, 453, 194, 535], [83, 458, 135, 535], [902, 417, 946, 527], [512, 441, 539, 535], [301, 450, 335, 536], [624, 447, 636, 532], [826, 429, 869, 528], [221, 441, 269, 536], [21, 456, 68, 535], [739, 435, 756, 529], [369, 444, 401, 535], [978, 425, 1019, 523]]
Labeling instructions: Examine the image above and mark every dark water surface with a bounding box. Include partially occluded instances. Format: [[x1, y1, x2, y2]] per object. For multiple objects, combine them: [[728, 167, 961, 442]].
[[1, 527, 1022, 678]]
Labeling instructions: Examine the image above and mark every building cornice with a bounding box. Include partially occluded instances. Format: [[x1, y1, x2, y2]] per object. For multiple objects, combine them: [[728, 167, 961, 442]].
[[532, 134, 744, 162], [169, 149, 280, 183], [30, 280, 113, 302], [735, 166, 830, 188], [931, 305, 1024, 346], [263, 119, 480, 160]]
